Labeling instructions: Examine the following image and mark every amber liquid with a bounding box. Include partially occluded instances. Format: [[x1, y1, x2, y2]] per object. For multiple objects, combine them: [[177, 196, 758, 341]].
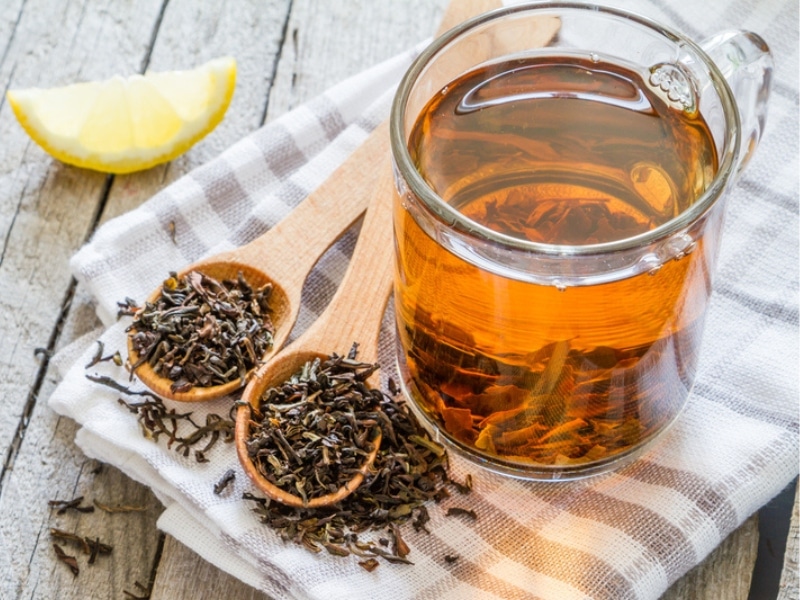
[[394, 55, 720, 470]]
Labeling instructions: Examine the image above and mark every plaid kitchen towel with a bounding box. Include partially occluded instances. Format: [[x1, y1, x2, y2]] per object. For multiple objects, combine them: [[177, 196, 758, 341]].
[[48, 0, 798, 598]]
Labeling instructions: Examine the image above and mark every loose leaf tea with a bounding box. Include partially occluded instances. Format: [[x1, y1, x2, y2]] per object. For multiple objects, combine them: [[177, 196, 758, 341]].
[[49, 527, 113, 559], [93, 501, 147, 513], [358, 558, 380, 572], [243, 348, 471, 565], [446, 507, 478, 521], [53, 543, 80, 576], [48, 496, 95, 515], [451, 474, 472, 494], [214, 469, 236, 495], [127, 270, 275, 393], [86, 368, 235, 462], [87, 537, 113, 564], [117, 297, 139, 319], [245, 352, 382, 504], [117, 395, 234, 461], [50, 528, 91, 554], [85, 341, 123, 369], [123, 581, 152, 600]]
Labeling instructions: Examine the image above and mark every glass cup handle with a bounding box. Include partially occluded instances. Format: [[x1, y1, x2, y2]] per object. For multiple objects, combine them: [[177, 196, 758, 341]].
[[701, 30, 773, 173]]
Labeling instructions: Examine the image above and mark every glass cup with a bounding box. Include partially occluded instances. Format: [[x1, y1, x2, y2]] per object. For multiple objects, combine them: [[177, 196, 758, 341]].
[[389, 2, 772, 480]]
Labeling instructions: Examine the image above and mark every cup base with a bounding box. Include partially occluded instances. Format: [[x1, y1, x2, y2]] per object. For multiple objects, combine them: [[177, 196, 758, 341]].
[[393, 350, 688, 482]]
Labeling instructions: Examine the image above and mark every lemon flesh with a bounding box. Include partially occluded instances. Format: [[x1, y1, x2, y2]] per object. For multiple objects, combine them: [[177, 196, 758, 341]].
[[7, 57, 236, 174]]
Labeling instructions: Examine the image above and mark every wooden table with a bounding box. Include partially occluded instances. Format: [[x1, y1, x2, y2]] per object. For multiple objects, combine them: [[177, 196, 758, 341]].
[[0, 1, 796, 598]]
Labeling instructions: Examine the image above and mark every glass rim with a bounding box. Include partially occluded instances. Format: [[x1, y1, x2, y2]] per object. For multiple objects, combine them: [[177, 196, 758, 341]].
[[389, 1, 742, 257]]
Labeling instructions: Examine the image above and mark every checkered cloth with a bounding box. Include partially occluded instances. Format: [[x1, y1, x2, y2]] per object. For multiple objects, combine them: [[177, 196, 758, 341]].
[[49, 1, 798, 598]]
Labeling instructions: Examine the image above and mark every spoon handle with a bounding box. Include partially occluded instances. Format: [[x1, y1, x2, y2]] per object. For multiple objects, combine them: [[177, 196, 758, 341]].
[[288, 0, 512, 363], [220, 120, 390, 291], [298, 159, 396, 363]]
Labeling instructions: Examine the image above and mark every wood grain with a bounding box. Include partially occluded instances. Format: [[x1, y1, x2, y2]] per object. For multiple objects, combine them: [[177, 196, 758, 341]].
[[152, 536, 272, 600], [0, 0, 291, 596], [663, 515, 759, 600], [0, 0, 162, 470], [0, 0, 793, 599], [0, 1, 166, 597]]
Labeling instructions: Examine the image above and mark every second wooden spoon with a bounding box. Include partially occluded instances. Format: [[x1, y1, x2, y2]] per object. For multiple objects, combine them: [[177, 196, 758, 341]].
[[127, 121, 389, 402], [234, 160, 396, 508]]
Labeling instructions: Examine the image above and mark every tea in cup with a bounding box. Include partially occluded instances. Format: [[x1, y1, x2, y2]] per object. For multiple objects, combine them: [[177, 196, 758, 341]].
[[390, 3, 772, 479]]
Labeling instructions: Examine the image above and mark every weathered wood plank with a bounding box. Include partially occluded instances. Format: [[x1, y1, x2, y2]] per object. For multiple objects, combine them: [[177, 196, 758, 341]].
[[0, 0, 164, 471], [0, 1, 171, 597], [0, 402, 163, 599], [0, 1, 169, 598], [778, 487, 799, 600], [152, 536, 272, 600], [0, 0, 780, 599], [663, 515, 759, 600], [265, 0, 449, 120]]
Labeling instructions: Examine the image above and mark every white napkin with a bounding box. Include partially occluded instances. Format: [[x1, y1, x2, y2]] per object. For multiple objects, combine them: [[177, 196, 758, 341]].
[[49, 1, 799, 598]]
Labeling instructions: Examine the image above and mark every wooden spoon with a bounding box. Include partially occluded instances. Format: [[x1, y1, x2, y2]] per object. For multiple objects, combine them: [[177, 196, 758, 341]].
[[128, 0, 507, 404], [127, 121, 389, 403], [234, 160, 396, 508]]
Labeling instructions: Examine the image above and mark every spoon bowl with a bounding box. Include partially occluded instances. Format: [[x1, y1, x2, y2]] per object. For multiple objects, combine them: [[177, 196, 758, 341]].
[[235, 349, 382, 509], [235, 163, 396, 508], [127, 262, 293, 402]]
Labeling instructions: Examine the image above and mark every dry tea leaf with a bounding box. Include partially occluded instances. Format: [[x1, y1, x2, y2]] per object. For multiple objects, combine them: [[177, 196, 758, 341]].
[[52, 543, 79, 577]]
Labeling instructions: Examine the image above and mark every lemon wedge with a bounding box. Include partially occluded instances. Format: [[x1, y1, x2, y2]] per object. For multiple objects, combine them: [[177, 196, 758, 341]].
[[7, 57, 236, 174]]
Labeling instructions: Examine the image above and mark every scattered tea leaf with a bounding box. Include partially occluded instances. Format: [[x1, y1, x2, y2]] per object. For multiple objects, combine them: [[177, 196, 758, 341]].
[[214, 469, 236, 495], [85, 341, 124, 369], [390, 524, 410, 559], [87, 374, 161, 400], [48, 496, 94, 515], [358, 558, 380, 572], [446, 507, 477, 521], [412, 505, 431, 534], [115, 392, 234, 462], [49, 528, 90, 554], [123, 581, 151, 599], [86, 341, 105, 369], [323, 541, 350, 557], [168, 220, 177, 244], [94, 500, 147, 513], [53, 543, 79, 576], [87, 537, 101, 565], [450, 473, 473, 494], [117, 297, 140, 319]]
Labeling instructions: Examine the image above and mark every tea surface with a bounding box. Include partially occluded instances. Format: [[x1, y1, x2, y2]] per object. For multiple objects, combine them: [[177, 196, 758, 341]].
[[395, 55, 719, 471], [410, 55, 717, 244]]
